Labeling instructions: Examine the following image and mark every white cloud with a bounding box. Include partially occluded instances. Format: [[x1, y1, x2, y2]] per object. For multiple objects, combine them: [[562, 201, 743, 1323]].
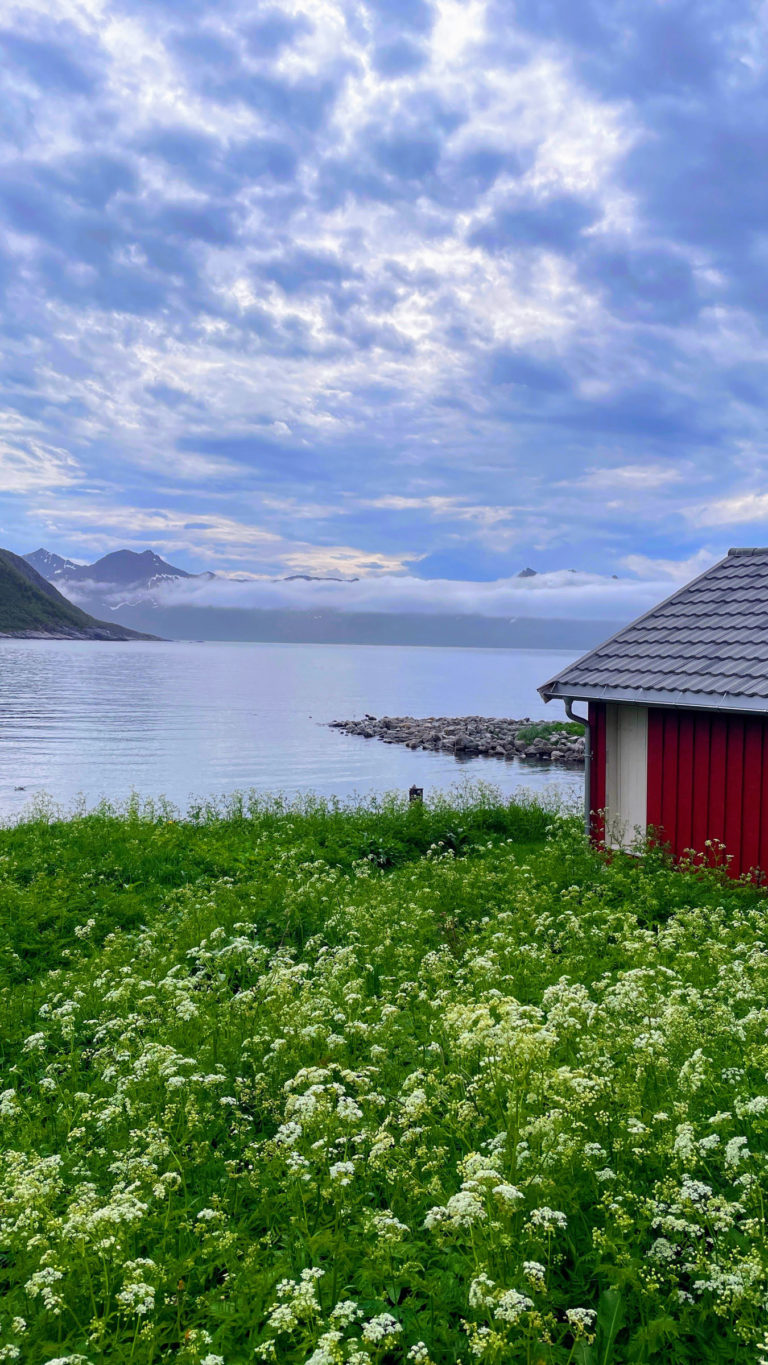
[[148, 564, 670, 622], [621, 549, 720, 581], [359, 495, 517, 526], [689, 492, 768, 528], [35, 503, 281, 552], [578, 463, 687, 492], [279, 545, 416, 576], [0, 439, 81, 493], [34, 499, 416, 574], [0, 0, 755, 585]]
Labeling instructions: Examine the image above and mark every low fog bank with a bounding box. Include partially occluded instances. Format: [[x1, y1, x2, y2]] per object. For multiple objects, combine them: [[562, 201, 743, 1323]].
[[57, 564, 684, 644], [133, 567, 666, 621]]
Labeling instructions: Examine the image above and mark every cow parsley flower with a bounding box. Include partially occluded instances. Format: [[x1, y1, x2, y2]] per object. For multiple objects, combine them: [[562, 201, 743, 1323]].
[[523, 1261, 546, 1288], [495, 1290, 533, 1323], [330, 1300, 361, 1326], [566, 1308, 597, 1337], [361, 1313, 402, 1345], [725, 1136, 749, 1169], [492, 1182, 523, 1206], [408, 1344, 431, 1362], [329, 1160, 355, 1185], [529, 1206, 567, 1231]]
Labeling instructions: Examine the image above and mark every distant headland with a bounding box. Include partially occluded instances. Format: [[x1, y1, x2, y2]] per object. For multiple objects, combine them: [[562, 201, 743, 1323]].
[[0, 547, 158, 641]]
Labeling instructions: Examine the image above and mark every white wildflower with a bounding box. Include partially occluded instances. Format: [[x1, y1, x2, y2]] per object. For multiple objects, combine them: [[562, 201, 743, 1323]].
[[494, 1289, 533, 1323], [529, 1206, 567, 1231], [330, 1300, 361, 1325], [468, 1273, 496, 1309], [566, 1308, 597, 1337], [492, 1182, 523, 1206], [408, 1345, 431, 1362], [401, 1088, 429, 1120], [361, 1313, 402, 1344], [725, 1136, 750, 1169], [444, 1190, 487, 1227], [22, 1032, 46, 1052], [337, 1095, 363, 1122], [329, 1160, 355, 1185]]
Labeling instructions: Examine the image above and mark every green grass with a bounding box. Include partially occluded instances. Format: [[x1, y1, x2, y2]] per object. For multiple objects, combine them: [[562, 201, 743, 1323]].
[[0, 789, 550, 990], [1, 791, 768, 1364], [515, 721, 585, 744]]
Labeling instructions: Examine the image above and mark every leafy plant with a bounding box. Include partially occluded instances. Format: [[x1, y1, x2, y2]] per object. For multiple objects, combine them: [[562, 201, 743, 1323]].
[[515, 720, 585, 744], [1, 792, 767, 1363]]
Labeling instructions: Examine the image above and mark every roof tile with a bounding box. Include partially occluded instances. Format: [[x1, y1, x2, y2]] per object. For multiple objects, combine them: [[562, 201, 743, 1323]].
[[540, 549, 768, 708]]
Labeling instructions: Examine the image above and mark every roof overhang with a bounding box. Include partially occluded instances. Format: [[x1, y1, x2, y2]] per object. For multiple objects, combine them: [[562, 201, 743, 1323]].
[[540, 682, 768, 715]]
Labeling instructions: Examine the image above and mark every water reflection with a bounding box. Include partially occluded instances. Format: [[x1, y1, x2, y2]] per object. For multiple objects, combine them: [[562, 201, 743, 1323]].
[[0, 640, 584, 817]]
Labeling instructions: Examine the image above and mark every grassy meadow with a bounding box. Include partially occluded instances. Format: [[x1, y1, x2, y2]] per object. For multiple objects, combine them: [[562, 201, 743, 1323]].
[[2, 789, 768, 1364]]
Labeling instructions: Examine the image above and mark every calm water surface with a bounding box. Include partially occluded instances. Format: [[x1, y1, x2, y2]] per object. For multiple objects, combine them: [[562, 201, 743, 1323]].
[[0, 640, 583, 817]]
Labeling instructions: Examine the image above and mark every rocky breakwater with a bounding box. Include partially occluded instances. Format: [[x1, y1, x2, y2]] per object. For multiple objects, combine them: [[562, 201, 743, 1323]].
[[328, 715, 585, 764]]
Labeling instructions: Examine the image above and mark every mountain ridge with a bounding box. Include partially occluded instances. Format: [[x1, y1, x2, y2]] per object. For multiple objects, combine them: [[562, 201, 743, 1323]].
[[25, 548, 81, 581], [26, 547, 197, 590], [22, 546, 613, 649], [0, 549, 158, 640]]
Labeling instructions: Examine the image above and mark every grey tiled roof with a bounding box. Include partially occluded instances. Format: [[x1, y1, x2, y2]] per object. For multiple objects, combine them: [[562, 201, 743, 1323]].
[[540, 549, 768, 711]]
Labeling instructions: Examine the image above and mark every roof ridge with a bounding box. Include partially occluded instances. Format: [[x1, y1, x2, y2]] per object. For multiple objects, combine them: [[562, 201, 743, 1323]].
[[538, 551, 733, 703], [728, 547, 768, 556]]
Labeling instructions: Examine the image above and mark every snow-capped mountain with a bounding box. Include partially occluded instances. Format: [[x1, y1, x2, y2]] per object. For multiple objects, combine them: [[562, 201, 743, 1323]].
[[26, 548, 193, 590], [24, 548, 81, 582], [23, 548, 215, 618]]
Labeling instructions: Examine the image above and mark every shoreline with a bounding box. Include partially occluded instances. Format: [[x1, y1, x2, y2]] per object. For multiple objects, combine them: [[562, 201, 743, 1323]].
[[329, 714, 586, 764]]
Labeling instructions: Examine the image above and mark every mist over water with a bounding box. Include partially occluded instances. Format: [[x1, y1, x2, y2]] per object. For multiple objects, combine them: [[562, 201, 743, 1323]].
[[0, 640, 583, 818]]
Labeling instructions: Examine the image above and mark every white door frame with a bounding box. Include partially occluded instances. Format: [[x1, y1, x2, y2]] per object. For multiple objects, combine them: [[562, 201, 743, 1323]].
[[605, 703, 648, 851]]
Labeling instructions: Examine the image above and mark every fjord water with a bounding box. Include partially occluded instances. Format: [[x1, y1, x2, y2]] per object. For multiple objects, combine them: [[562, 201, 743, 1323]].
[[0, 640, 583, 818]]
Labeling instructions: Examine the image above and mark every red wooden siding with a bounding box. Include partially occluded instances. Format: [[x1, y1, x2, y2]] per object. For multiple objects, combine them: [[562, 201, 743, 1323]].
[[588, 701, 606, 843], [587, 703, 768, 877], [645, 707, 768, 878]]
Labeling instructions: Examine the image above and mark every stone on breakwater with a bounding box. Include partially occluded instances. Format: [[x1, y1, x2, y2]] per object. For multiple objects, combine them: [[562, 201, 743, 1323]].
[[328, 715, 585, 764]]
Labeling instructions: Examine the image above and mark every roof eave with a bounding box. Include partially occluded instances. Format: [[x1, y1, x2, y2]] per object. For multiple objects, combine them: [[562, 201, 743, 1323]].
[[537, 551, 736, 703], [540, 682, 768, 715]]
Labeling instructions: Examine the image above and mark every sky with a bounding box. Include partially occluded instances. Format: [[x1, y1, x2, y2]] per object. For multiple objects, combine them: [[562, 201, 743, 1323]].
[[2, 0, 768, 620]]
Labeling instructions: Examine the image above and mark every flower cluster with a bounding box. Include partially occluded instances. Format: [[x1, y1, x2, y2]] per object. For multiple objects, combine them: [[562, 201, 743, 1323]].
[[2, 796, 768, 1362]]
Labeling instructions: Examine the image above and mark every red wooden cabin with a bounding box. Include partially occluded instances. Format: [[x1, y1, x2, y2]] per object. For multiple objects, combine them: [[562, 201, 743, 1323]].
[[539, 548, 768, 876]]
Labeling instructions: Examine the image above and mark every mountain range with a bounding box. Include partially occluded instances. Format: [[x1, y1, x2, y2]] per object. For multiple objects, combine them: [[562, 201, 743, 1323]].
[[22, 547, 619, 649], [24, 547, 207, 591], [23, 549, 350, 596], [0, 548, 155, 640]]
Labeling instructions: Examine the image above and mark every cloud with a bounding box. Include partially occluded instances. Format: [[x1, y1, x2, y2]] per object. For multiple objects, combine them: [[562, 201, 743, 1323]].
[[0, 26, 100, 94], [578, 463, 687, 492], [621, 549, 720, 581], [32, 498, 418, 575], [358, 495, 519, 533], [140, 563, 678, 623], [470, 195, 596, 254], [0, 437, 81, 493], [690, 493, 768, 528], [0, 0, 766, 587], [244, 10, 313, 54]]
